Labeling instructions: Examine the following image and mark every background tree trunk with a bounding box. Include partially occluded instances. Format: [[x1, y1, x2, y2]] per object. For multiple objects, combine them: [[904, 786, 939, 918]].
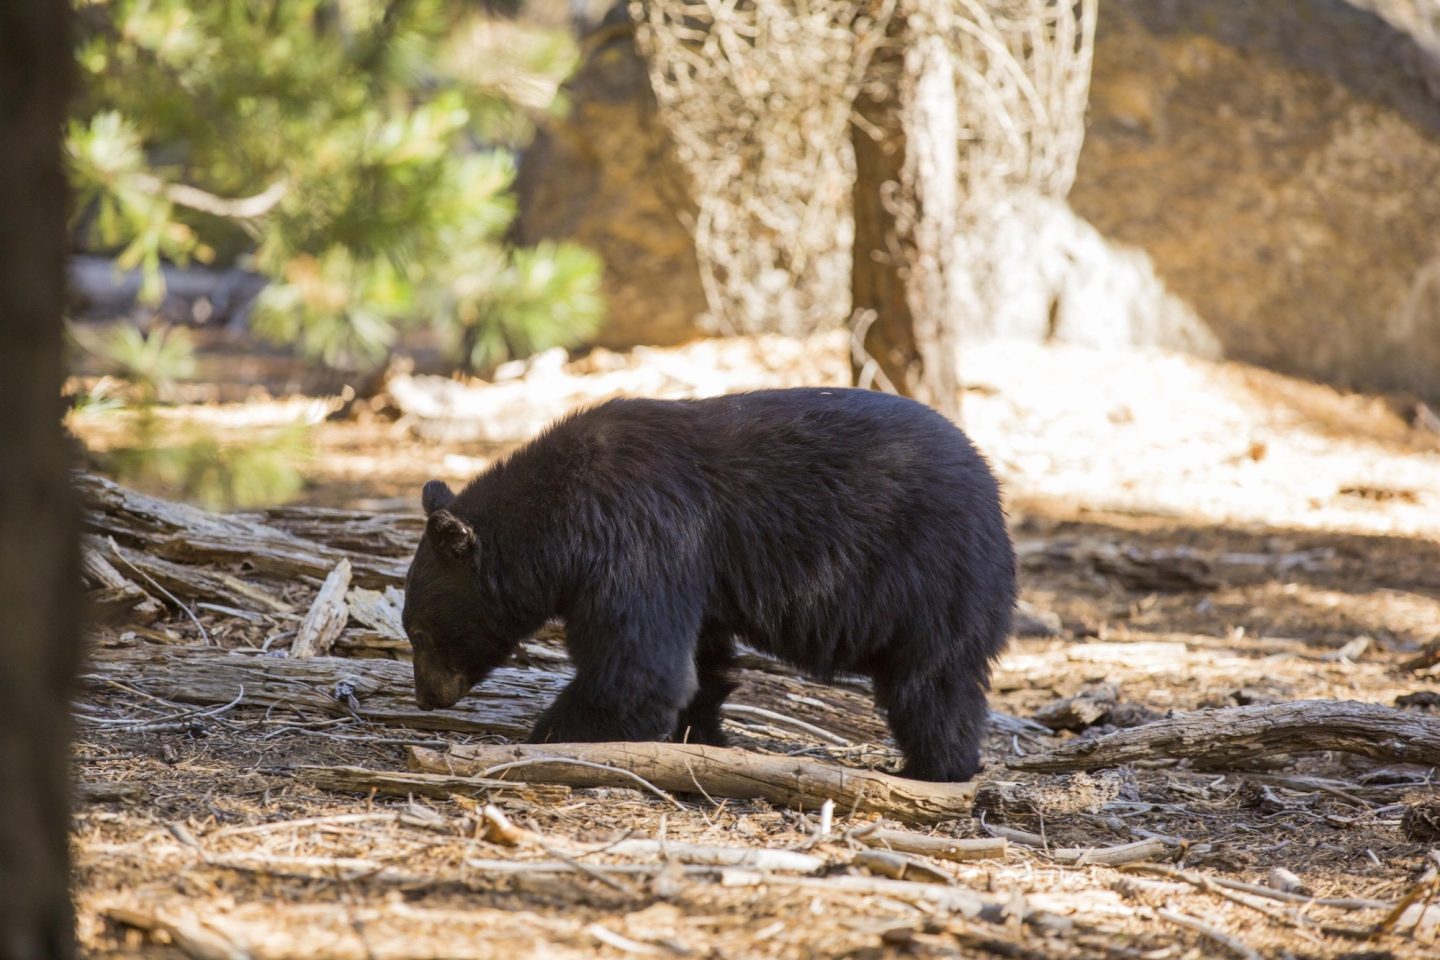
[[0, 2, 81, 958], [851, 3, 961, 420]]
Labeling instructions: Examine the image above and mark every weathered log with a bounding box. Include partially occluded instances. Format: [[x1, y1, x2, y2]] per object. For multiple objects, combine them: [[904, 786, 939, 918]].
[[93, 535, 290, 614], [244, 505, 423, 557], [82, 645, 565, 736], [76, 472, 407, 587], [410, 742, 977, 824], [1009, 700, 1440, 772]]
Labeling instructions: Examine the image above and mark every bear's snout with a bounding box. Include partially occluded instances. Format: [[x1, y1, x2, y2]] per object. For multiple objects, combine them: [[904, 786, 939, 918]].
[[412, 658, 472, 711]]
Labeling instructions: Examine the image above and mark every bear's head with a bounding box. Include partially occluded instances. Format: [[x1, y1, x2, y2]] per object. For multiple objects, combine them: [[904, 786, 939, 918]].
[[402, 479, 514, 710]]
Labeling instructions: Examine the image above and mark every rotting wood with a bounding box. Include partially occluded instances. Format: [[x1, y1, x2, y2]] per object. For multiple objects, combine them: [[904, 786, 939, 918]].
[[103, 907, 251, 960], [410, 742, 977, 824], [1009, 700, 1440, 772], [77, 471, 407, 587], [290, 559, 351, 658], [95, 535, 290, 614], [80, 542, 165, 623], [347, 585, 406, 640], [246, 504, 424, 556]]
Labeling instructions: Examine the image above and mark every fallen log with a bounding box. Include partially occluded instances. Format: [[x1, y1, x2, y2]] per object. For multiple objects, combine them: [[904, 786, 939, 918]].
[[77, 472, 407, 587], [1009, 700, 1440, 772], [83, 645, 564, 736], [410, 742, 977, 824]]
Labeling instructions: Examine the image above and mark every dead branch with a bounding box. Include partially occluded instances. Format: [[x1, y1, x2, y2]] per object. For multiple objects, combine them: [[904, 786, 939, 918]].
[[411, 742, 977, 824], [103, 907, 251, 960], [1009, 700, 1440, 772], [851, 826, 1008, 862], [1050, 837, 1170, 867], [717, 868, 990, 915], [852, 848, 952, 883]]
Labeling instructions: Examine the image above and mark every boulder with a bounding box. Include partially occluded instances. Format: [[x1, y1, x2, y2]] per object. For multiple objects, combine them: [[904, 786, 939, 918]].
[[1072, 0, 1440, 397], [512, 9, 707, 348]]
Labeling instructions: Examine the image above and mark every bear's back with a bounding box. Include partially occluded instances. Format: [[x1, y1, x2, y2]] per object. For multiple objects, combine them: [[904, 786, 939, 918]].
[[490, 389, 1012, 676]]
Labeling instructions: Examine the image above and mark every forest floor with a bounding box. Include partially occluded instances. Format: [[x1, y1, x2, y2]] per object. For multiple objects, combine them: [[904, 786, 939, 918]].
[[66, 334, 1440, 959]]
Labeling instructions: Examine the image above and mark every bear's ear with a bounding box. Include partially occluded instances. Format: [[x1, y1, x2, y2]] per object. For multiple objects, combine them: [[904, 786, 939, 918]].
[[421, 479, 456, 516], [426, 510, 476, 561]]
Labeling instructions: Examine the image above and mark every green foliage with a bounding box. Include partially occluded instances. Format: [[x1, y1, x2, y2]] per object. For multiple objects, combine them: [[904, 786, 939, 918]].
[[69, 0, 604, 372], [72, 322, 197, 399], [98, 426, 311, 512], [69, 320, 310, 510]]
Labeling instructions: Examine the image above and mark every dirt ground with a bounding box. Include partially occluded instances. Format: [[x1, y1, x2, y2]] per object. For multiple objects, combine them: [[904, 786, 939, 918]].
[[67, 335, 1440, 958]]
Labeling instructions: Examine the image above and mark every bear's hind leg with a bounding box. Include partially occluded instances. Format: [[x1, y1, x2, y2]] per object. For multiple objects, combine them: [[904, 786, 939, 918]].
[[673, 628, 737, 746], [874, 655, 991, 783]]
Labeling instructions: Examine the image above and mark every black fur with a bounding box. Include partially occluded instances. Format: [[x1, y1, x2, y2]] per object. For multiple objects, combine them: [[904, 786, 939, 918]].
[[401, 387, 1016, 781]]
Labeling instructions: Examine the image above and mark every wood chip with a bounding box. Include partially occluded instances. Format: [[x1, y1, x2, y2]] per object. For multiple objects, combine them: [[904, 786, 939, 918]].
[[290, 559, 351, 658]]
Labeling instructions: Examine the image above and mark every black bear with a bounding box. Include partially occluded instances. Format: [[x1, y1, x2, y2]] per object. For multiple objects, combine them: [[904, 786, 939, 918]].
[[402, 387, 1015, 781]]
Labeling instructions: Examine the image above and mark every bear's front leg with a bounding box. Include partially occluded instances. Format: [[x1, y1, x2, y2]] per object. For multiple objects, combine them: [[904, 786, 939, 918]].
[[874, 656, 991, 782], [527, 602, 702, 745], [528, 678, 686, 744], [672, 630, 738, 745]]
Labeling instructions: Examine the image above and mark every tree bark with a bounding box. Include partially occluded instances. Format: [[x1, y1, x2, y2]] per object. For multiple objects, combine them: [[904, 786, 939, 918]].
[[0, 2, 80, 958], [851, 3, 961, 420]]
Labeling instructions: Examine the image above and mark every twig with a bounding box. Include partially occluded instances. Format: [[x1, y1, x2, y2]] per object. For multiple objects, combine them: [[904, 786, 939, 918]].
[[1373, 866, 1440, 937], [297, 766, 570, 803], [718, 869, 990, 916], [1208, 876, 1390, 911], [206, 812, 405, 840], [108, 535, 212, 645], [585, 923, 669, 956], [1123, 864, 1373, 940], [722, 703, 851, 745], [78, 686, 245, 731]]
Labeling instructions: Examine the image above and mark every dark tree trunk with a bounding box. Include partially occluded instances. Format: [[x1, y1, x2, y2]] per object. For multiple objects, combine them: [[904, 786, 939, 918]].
[[0, 2, 81, 959], [851, 6, 961, 420]]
